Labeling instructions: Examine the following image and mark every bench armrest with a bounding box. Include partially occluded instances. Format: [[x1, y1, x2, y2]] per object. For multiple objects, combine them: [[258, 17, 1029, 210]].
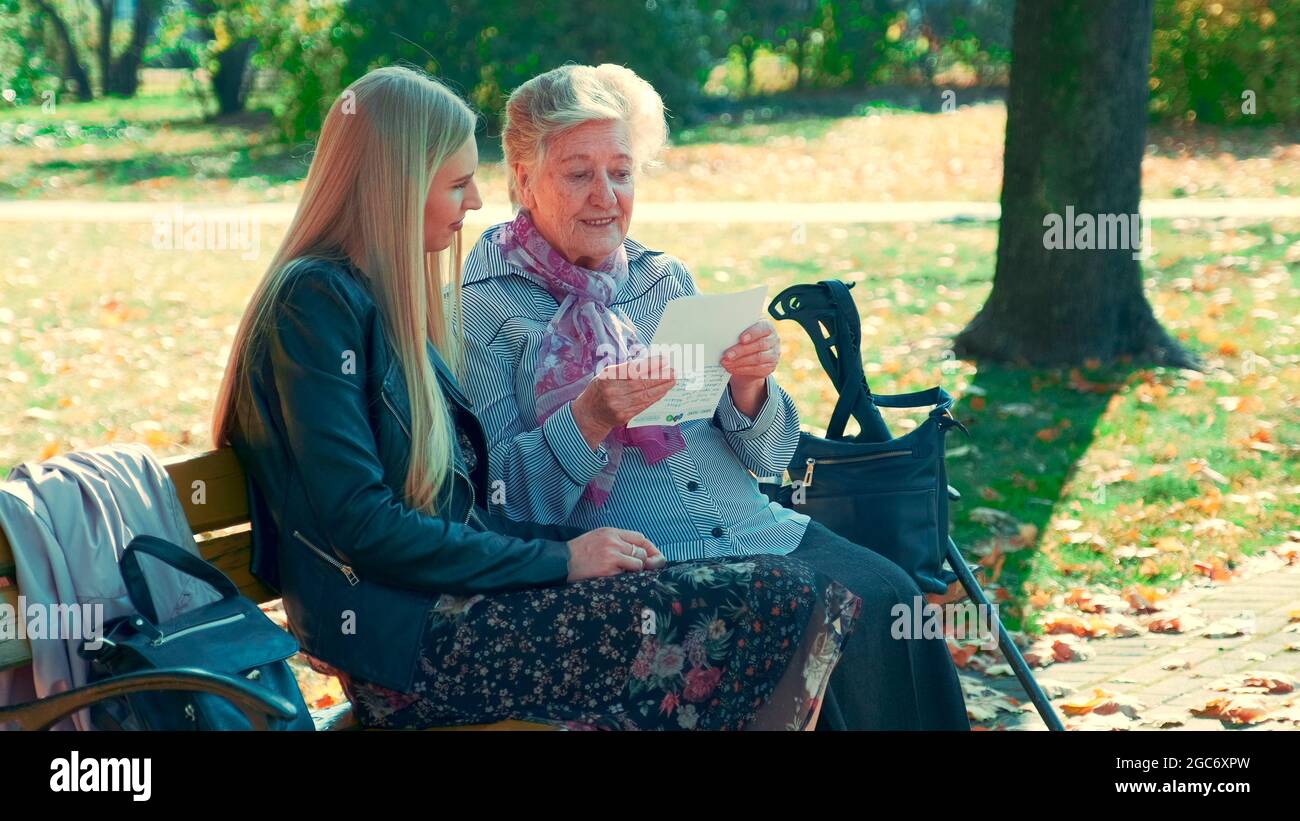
[[0, 667, 300, 731]]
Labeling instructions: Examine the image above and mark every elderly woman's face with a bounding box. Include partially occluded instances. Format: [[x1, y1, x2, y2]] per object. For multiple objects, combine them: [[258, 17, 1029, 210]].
[[519, 119, 634, 268]]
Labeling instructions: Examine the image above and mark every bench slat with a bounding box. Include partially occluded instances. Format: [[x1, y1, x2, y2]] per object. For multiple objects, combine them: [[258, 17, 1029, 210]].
[[430, 720, 558, 732], [0, 587, 27, 671], [198, 528, 278, 603], [164, 449, 250, 532], [0, 449, 249, 579], [0, 448, 559, 730]]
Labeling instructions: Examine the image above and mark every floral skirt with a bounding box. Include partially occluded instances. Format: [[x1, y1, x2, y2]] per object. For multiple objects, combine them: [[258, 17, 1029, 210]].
[[335, 555, 861, 730]]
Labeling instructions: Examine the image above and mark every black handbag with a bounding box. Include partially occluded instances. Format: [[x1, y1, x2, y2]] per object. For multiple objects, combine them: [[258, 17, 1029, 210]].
[[764, 280, 964, 594], [80, 534, 314, 731], [764, 279, 1067, 731]]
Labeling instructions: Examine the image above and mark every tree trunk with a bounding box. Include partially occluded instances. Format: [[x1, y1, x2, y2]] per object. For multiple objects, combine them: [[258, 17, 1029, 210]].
[[791, 33, 803, 91], [740, 41, 755, 97], [210, 38, 257, 115], [32, 0, 94, 101], [95, 0, 114, 96], [107, 0, 162, 97], [953, 0, 1196, 369]]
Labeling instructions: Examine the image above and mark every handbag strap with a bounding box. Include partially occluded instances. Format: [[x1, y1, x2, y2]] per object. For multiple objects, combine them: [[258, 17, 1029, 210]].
[[120, 534, 241, 626], [770, 281, 968, 441], [872, 386, 953, 412]]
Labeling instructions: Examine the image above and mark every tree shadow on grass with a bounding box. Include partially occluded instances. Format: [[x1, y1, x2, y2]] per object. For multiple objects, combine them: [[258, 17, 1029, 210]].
[[943, 362, 1127, 633], [21, 126, 510, 192], [26, 142, 310, 190]]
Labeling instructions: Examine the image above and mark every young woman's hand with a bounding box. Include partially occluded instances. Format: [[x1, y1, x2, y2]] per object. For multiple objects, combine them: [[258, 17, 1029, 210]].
[[571, 356, 676, 450], [566, 527, 665, 581]]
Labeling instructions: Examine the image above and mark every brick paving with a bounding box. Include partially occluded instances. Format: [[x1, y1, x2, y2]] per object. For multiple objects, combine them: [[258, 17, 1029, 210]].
[[964, 554, 1300, 731]]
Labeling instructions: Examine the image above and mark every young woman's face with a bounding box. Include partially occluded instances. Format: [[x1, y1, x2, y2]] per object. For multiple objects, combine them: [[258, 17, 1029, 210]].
[[424, 136, 483, 252]]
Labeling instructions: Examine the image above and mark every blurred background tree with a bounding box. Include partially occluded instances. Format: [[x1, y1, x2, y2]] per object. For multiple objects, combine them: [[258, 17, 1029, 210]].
[[1, 0, 1295, 138], [1, 0, 71, 101], [341, 0, 718, 131], [1150, 0, 1298, 125], [19, 0, 164, 98]]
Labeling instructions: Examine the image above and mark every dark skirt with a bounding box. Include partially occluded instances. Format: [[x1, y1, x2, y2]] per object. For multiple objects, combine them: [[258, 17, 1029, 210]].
[[789, 520, 971, 730], [337, 554, 861, 730]]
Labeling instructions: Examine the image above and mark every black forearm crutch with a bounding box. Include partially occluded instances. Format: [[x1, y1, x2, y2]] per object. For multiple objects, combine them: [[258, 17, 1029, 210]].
[[769, 280, 1065, 732]]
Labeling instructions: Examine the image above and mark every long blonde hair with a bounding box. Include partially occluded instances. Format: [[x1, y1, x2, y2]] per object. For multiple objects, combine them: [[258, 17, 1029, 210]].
[[212, 65, 475, 515]]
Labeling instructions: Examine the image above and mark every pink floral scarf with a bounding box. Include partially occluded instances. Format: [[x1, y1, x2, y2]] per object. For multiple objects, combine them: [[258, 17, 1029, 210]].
[[492, 209, 685, 507]]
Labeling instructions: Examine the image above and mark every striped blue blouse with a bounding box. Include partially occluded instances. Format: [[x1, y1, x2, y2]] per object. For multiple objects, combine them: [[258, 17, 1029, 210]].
[[460, 225, 810, 561]]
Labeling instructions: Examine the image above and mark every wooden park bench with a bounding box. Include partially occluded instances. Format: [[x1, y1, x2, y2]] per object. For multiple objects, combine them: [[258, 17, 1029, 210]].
[[2, 448, 829, 731], [0, 448, 550, 731]]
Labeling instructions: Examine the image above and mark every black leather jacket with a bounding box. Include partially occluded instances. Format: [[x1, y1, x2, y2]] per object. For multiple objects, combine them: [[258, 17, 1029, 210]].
[[227, 256, 580, 692]]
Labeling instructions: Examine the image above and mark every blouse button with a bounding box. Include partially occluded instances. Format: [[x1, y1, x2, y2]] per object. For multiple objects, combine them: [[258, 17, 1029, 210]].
[[686, 481, 700, 492], [711, 526, 724, 538]]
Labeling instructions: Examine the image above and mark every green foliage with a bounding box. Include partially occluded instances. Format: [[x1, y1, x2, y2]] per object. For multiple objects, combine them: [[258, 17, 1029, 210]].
[[161, 0, 353, 138], [0, 0, 61, 104], [342, 0, 719, 133], [7, 0, 1296, 140], [1151, 0, 1299, 125], [776, 0, 1012, 92], [245, 0, 354, 140]]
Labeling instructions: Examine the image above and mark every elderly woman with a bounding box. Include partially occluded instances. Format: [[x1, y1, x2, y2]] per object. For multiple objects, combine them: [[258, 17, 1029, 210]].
[[461, 64, 969, 731]]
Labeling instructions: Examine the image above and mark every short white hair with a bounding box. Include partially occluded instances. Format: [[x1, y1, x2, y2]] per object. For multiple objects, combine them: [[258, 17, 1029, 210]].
[[503, 63, 668, 207]]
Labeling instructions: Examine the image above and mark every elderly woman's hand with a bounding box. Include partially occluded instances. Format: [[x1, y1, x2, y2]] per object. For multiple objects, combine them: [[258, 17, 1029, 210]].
[[571, 355, 676, 451], [721, 320, 781, 416]]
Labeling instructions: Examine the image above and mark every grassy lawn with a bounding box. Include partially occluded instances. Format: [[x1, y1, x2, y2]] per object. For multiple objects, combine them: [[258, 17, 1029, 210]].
[[3, 90, 1298, 203], [0, 90, 304, 202], [1, 216, 1295, 634]]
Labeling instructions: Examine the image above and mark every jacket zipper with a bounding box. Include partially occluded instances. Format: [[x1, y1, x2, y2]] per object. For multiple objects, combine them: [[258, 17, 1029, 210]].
[[382, 390, 414, 440], [149, 612, 246, 647], [384, 386, 476, 525], [456, 466, 476, 525], [293, 530, 360, 586], [802, 449, 912, 488]]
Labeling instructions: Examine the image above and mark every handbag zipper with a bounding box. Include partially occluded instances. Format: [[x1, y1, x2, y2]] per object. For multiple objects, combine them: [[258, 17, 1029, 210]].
[[802, 449, 912, 488], [293, 530, 360, 586], [149, 612, 246, 647]]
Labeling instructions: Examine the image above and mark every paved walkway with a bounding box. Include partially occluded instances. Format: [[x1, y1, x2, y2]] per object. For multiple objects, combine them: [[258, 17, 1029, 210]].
[[966, 550, 1300, 731], [2, 197, 1299, 225]]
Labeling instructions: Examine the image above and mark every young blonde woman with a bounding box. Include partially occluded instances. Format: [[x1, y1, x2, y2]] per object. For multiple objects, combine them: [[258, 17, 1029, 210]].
[[212, 66, 860, 730]]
